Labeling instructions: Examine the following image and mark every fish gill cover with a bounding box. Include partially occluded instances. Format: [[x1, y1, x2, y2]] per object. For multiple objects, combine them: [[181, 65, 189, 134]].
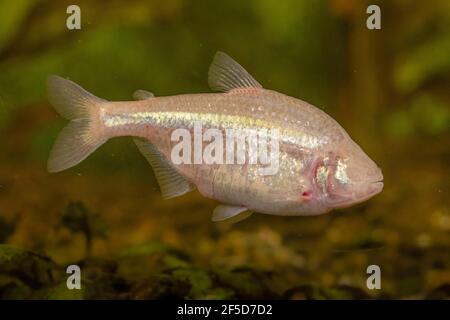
[[0, 0, 449, 300]]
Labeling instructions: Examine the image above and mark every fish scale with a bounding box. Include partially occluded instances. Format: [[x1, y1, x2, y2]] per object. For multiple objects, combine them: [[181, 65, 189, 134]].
[[47, 51, 383, 222]]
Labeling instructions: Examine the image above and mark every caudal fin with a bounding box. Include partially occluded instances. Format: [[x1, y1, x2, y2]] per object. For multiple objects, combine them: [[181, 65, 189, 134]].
[[47, 75, 107, 173]]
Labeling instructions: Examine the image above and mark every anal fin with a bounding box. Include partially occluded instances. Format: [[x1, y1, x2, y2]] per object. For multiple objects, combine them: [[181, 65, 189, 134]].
[[133, 138, 194, 199]]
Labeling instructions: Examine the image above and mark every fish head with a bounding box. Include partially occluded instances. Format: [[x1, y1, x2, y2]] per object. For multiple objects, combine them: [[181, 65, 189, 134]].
[[313, 141, 383, 210]]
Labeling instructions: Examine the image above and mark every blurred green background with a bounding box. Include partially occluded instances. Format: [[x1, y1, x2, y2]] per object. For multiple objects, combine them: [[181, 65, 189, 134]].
[[0, 0, 449, 299]]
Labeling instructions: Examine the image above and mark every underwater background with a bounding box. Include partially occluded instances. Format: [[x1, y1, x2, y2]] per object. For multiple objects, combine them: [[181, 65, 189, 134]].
[[0, 0, 449, 299]]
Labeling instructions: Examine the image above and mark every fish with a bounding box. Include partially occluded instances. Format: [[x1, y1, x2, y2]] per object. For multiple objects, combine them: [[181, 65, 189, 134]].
[[47, 51, 383, 222]]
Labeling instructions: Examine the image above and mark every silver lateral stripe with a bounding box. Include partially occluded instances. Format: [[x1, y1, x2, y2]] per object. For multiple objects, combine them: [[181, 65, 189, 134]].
[[104, 111, 328, 149]]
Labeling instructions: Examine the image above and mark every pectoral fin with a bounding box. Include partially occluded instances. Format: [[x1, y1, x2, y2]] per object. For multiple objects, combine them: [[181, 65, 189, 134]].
[[133, 138, 195, 199], [212, 204, 252, 222]]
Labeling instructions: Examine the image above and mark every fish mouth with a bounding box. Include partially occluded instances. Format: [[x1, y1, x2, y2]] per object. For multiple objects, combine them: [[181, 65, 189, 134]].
[[326, 179, 384, 209], [353, 179, 384, 203], [368, 180, 384, 196], [365, 167, 384, 198]]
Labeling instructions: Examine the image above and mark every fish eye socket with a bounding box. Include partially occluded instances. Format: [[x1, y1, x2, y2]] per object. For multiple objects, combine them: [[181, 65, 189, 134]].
[[334, 157, 349, 185], [315, 155, 349, 194], [315, 165, 329, 193]]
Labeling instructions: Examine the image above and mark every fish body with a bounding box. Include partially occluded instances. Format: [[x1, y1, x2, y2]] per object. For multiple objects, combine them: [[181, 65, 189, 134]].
[[47, 52, 383, 221]]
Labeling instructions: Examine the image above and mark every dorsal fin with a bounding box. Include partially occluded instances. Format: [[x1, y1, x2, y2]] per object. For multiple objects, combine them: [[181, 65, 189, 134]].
[[133, 90, 154, 100], [208, 51, 262, 92], [133, 138, 195, 199]]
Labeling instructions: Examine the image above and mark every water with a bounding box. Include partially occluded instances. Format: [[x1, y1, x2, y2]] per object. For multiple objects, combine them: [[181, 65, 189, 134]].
[[0, 0, 449, 299]]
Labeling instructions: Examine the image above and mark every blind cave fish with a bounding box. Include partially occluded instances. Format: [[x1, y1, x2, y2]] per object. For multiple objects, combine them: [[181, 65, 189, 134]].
[[47, 52, 383, 222]]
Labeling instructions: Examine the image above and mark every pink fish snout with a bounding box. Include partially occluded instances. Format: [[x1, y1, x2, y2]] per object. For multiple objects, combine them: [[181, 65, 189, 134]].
[[316, 146, 384, 210]]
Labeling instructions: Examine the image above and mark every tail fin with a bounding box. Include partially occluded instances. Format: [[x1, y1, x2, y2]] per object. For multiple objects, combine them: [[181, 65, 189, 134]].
[[47, 75, 107, 173]]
